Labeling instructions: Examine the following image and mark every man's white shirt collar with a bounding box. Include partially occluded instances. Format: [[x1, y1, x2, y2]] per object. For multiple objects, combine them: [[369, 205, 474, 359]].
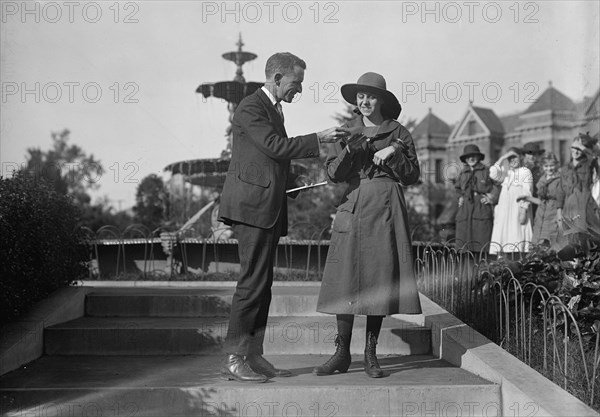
[[261, 86, 278, 106]]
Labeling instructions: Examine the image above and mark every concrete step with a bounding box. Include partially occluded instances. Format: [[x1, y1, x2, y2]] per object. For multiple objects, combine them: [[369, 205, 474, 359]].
[[44, 316, 431, 356], [84, 286, 328, 317], [0, 354, 501, 417]]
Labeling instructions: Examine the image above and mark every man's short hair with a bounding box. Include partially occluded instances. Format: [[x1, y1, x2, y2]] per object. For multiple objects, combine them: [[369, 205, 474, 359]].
[[265, 52, 306, 78]]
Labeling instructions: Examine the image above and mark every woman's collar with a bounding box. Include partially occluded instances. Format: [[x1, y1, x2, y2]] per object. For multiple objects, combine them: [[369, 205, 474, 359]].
[[346, 116, 399, 137]]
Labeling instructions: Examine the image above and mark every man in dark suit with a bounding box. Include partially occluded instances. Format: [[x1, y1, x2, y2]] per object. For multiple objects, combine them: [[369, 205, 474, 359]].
[[218, 52, 348, 382]]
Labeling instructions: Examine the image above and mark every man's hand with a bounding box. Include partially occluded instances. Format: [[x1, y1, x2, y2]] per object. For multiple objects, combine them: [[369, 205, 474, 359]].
[[317, 127, 350, 144], [458, 196, 464, 208], [373, 146, 395, 166], [294, 175, 311, 188]]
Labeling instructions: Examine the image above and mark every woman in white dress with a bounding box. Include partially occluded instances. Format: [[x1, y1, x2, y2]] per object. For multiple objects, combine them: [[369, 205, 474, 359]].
[[489, 147, 533, 255]]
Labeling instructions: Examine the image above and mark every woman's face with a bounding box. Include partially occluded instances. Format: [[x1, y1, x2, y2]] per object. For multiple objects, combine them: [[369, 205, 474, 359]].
[[508, 154, 521, 169], [523, 153, 536, 165], [356, 91, 383, 118], [571, 146, 584, 161], [466, 156, 479, 167], [543, 161, 557, 176]]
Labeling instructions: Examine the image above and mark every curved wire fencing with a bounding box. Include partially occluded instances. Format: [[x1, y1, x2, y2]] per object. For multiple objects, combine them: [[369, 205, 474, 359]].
[[415, 241, 600, 409]]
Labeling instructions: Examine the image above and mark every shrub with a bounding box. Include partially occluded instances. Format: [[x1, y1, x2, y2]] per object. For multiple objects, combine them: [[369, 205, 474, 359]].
[[0, 171, 88, 325]]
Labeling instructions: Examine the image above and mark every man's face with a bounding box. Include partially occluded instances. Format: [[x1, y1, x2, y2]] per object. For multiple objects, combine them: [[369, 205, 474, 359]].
[[276, 65, 304, 103]]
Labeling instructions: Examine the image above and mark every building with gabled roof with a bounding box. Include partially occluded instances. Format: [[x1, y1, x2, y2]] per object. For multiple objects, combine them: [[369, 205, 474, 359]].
[[446, 102, 505, 166], [412, 108, 452, 185], [408, 83, 599, 226], [440, 82, 599, 171]]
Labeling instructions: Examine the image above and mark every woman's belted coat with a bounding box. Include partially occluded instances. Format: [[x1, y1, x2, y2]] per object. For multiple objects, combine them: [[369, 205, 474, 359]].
[[316, 116, 422, 315]]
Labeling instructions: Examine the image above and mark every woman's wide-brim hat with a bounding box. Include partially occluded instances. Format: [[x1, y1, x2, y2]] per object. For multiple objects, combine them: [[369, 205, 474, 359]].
[[571, 132, 596, 151], [459, 144, 485, 163], [522, 142, 545, 155], [341, 72, 402, 120]]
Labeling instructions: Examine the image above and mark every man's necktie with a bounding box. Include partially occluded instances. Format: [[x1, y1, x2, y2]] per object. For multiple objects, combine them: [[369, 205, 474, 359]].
[[275, 102, 285, 124]]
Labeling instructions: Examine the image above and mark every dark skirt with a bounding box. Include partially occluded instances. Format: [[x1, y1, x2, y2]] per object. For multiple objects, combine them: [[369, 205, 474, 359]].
[[317, 177, 422, 315]]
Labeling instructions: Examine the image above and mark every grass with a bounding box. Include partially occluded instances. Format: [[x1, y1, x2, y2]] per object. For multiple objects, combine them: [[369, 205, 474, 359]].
[[501, 323, 599, 411]]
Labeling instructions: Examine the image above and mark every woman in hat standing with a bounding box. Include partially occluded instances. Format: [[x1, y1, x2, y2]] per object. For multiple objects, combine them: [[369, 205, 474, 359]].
[[522, 142, 545, 197], [522, 142, 545, 219], [454, 145, 497, 253], [489, 147, 534, 256], [518, 152, 564, 249], [557, 133, 600, 250], [314, 72, 421, 378]]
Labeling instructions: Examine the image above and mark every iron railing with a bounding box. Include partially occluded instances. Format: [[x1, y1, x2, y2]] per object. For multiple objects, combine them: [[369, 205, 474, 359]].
[[415, 241, 599, 409]]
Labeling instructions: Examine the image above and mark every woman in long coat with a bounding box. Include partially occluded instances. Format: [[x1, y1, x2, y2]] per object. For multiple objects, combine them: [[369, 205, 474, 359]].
[[519, 152, 564, 249], [454, 144, 497, 253], [558, 133, 600, 250], [314, 72, 421, 378]]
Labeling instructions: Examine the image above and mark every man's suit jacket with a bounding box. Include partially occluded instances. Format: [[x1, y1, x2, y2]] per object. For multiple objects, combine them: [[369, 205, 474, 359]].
[[218, 89, 320, 236]]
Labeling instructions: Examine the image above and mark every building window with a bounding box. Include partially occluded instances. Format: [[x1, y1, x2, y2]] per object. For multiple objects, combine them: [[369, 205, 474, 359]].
[[435, 159, 444, 183], [559, 140, 569, 166], [467, 120, 475, 136]]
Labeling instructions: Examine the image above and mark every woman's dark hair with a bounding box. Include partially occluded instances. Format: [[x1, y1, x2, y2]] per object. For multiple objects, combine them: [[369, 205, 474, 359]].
[[541, 152, 559, 165]]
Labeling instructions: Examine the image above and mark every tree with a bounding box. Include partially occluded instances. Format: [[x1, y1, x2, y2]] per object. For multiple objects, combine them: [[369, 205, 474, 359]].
[[133, 174, 166, 232], [80, 197, 134, 232], [24, 129, 103, 206], [21, 129, 137, 233]]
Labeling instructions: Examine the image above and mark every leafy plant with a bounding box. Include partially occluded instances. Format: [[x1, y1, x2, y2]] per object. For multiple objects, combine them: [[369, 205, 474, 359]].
[[0, 171, 88, 324], [479, 244, 600, 349]]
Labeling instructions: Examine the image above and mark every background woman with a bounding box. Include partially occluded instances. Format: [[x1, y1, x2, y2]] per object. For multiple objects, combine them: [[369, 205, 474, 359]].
[[454, 144, 496, 253], [519, 152, 564, 249], [314, 72, 421, 378], [489, 147, 533, 256], [558, 133, 600, 250]]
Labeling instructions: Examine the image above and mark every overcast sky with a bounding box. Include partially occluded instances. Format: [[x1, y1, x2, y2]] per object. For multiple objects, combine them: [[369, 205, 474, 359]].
[[1, 0, 599, 209]]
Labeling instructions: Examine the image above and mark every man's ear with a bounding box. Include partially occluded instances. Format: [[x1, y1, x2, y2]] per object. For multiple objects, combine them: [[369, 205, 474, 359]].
[[274, 73, 283, 85]]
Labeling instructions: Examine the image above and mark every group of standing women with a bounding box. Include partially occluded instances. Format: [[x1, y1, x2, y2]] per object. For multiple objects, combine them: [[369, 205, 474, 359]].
[[455, 134, 600, 255]]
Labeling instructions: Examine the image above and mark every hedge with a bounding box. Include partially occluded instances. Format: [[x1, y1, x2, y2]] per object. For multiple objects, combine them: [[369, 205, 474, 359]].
[[0, 171, 88, 325]]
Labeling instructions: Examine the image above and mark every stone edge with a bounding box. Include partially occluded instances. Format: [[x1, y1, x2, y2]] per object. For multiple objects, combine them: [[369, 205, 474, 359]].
[[420, 293, 598, 417], [2, 284, 597, 417], [0, 286, 92, 376]]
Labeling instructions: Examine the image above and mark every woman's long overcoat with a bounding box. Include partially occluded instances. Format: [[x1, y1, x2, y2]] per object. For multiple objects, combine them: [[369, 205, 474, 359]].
[[316, 116, 422, 315], [531, 174, 564, 247], [559, 158, 600, 239], [454, 162, 496, 253]]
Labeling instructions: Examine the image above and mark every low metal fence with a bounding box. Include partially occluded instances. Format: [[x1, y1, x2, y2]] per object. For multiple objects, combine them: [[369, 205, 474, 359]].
[[415, 241, 599, 409]]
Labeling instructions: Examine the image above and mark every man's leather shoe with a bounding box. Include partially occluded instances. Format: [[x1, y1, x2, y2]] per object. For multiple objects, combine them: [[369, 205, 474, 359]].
[[220, 354, 268, 383], [247, 354, 292, 377]]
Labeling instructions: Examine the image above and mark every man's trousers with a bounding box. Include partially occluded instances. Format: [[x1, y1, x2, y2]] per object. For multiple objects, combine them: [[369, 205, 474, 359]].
[[223, 218, 283, 356]]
